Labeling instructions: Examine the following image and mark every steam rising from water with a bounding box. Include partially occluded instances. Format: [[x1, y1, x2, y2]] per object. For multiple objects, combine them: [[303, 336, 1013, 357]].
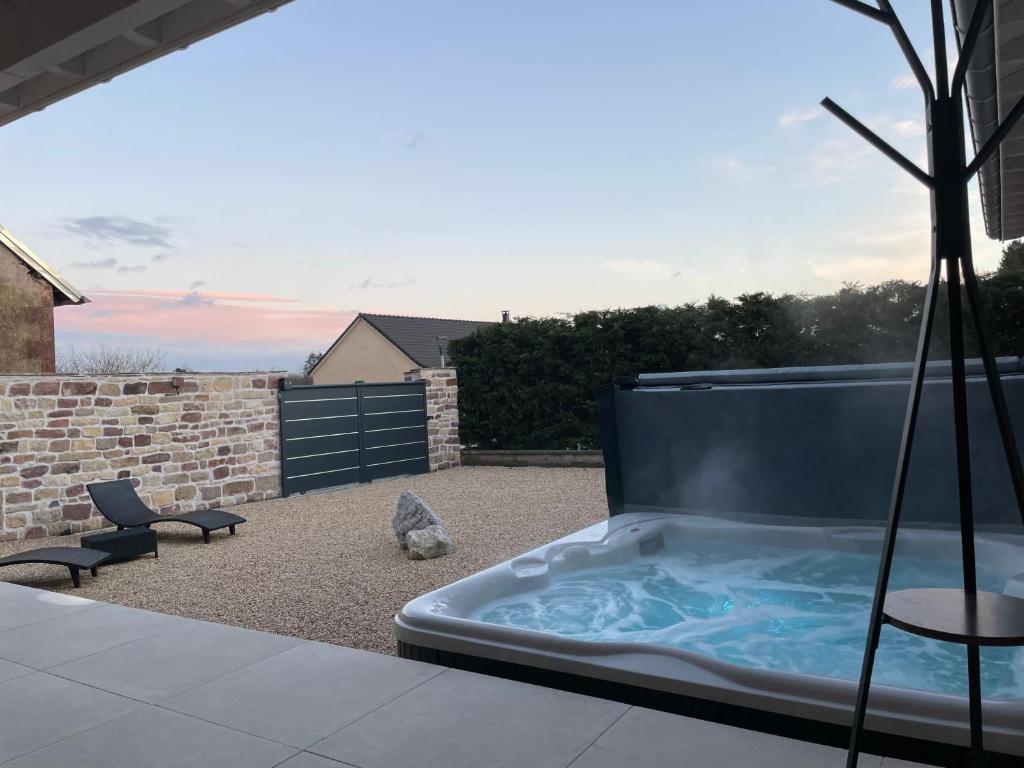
[[472, 540, 1023, 698]]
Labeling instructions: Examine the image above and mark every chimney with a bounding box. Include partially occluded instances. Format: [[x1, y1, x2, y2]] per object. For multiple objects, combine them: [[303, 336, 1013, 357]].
[[501, 310, 510, 323]]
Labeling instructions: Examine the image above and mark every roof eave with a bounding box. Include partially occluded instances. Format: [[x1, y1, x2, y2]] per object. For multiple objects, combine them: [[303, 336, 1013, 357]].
[[0, 225, 88, 306]]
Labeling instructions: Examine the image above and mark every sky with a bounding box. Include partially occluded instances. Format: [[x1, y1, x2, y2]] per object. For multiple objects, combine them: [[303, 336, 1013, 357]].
[[0, 0, 1004, 372]]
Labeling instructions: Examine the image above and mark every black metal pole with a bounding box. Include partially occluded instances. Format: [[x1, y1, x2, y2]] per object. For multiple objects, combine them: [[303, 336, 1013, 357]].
[[845, 258, 941, 768], [930, 0, 948, 99], [947, 262, 978, 595], [820, 98, 932, 187], [961, 261, 1024, 526], [946, 260, 986, 760]]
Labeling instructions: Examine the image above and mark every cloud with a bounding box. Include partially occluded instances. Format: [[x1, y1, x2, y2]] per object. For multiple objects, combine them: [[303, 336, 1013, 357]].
[[779, 107, 821, 127], [188, 280, 204, 291], [61, 216, 174, 249], [69, 257, 118, 269], [54, 290, 355, 351], [811, 255, 923, 283], [811, 210, 931, 284], [150, 252, 174, 263], [798, 137, 873, 186], [350, 276, 415, 290], [888, 118, 925, 137], [98, 289, 301, 304], [403, 130, 427, 150], [714, 154, 773, 182], [117, 265, 146, 274], [602, 259, 678, 279], [891, 73, 917, 91], [177, 290, 213, 307]]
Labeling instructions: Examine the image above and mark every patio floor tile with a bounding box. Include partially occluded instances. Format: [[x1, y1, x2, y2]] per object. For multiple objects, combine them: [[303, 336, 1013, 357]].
[[47, 617, 300, 702], [568, 706, 885, 768], [0, 583, 98, 632], [276, 752, 357, 768], [162, 641, 444, 748], [0, 658, 32, 684], [3, 703, 297, 768], [310, 668, 629, 768], [0, 672, 138, 763], [0, 603, 180, 669]]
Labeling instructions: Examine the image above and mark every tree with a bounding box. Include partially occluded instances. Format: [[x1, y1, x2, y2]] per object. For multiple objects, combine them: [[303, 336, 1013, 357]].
[[450, 271, 1024, 450], [997, 240, 1024, 275], [56, 345, 165, 374], [302, 351, 324, 376]]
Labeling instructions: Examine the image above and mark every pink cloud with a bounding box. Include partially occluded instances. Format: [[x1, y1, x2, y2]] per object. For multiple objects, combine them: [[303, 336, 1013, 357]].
[[55, 290, 354, 348], [95, 289, 303, 304]]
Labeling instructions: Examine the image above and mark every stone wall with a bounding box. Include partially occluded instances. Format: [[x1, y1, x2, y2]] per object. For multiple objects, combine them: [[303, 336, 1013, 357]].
[[0, 243, 57, 374], [0, 373, 283, 541], [405, 368, 460, 471]]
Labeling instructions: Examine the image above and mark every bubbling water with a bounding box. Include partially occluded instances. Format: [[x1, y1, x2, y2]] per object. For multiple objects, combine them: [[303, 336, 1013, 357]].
[[471, 539, 1024, 698]]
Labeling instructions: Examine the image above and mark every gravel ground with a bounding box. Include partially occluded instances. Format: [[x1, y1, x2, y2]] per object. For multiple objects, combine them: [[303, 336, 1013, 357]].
[[0, 467, 606, 655]]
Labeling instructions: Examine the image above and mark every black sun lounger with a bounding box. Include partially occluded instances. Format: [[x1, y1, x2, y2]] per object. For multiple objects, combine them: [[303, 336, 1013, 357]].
[[87, 480, 246, 544], [0, 547, 110, 587]]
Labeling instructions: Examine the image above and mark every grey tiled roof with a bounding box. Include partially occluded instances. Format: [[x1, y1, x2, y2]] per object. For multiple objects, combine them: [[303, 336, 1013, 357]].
[[359, 314, 494, 368]]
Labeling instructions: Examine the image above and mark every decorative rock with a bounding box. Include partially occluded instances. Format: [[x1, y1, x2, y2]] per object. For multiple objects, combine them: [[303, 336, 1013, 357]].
[[393, 490, 444, 549], [406, 524, 453, 560]]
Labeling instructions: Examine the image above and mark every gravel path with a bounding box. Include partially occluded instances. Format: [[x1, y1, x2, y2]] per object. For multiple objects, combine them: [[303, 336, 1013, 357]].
[[0, 467, 606, 655]]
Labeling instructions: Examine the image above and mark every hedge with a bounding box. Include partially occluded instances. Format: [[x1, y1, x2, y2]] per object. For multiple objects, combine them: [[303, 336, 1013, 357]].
[[450, 272, 1024, 450]]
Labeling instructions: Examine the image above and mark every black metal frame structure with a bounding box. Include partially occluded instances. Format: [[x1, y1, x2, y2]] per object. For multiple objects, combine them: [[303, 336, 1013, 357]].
[[825, 2, 1024, 766]]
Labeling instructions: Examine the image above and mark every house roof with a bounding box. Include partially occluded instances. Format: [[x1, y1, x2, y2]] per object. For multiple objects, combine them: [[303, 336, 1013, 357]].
[[956, 0, 1024, 240], [0, 225, 87, 306], [315, 313, 494, 372], [0, 0, 294, 129]]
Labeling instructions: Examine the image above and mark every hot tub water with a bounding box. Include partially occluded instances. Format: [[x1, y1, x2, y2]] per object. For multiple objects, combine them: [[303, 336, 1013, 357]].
[[471, 537, 1024, 699]]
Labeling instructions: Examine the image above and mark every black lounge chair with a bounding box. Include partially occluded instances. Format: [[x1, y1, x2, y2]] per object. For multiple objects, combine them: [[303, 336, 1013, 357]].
[[87, 480, 246, 544], [0, 547, 110, 587]]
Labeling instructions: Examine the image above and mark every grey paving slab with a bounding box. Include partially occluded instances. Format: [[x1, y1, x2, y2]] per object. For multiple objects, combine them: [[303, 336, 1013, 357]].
[[0, 583, 98, 632], [0, 603, 180, 669], [4, 703, 298, 768], [163, 641, 444, 748], [569, 706, 885, 768], [0, 658, 32, 684], [311, 668, 629, 768], [277, 753, 356, 768], [0, 581, 29, 596], [48, 616, 301, 702], [880, 760, 931, 767], [0, 671, 138, 763]]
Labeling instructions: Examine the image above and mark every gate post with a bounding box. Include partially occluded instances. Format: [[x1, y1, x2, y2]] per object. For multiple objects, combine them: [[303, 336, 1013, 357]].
[[405, 368, 460, 471]]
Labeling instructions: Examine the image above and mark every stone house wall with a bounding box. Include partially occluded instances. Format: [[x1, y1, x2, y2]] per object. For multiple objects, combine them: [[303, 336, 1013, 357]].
[[405, 368, 460, 471], [0, 373, 283, 541], [0, 244, 57, 374]]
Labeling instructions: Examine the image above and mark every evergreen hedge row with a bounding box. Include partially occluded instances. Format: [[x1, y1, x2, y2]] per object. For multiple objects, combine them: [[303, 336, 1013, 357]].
[[450, 272, 1024, 450]]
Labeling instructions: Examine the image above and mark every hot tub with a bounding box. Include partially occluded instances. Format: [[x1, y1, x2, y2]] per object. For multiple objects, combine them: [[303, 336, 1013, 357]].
[[396, 513, 1024, 759], [397, 362, 1024, 762]]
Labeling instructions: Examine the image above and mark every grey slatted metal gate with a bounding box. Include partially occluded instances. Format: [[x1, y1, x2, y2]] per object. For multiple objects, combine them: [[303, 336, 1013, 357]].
[[278, 380, 429, 496]]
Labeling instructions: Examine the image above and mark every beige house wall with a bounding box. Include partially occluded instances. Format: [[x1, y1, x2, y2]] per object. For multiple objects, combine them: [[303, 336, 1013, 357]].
[[312, 318, 418, 384]]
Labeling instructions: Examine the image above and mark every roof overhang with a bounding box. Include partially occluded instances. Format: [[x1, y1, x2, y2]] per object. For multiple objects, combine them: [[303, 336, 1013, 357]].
[[0, 225, 88, 306], [0, 0, 293, 128], [956, 0, 1024, 241]]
